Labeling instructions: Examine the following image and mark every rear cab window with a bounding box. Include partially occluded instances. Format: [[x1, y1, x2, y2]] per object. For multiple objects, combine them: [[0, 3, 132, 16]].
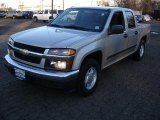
[[125, 11, 136, 29]]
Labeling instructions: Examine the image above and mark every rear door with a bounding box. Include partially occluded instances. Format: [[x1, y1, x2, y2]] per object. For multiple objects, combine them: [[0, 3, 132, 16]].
[[125, 11, 138, 48]]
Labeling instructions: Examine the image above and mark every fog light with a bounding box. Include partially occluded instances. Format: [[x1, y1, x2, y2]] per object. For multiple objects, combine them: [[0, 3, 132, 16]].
[[50, 61, 67, 69]]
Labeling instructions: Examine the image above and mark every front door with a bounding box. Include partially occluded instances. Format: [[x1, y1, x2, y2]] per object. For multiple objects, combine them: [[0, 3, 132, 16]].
[[105, 11, 128, 63]]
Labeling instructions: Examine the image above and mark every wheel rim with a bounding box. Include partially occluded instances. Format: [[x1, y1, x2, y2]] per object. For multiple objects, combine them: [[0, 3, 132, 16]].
[[84, 67, 97, 90], [140, 44, 144, 57]]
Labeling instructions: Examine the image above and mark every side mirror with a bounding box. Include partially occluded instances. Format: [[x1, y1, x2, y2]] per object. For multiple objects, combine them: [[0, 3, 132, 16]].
[[108, 25, 124, 35]]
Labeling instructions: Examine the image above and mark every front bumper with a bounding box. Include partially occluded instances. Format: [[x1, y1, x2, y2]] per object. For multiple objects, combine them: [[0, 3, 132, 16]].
[[4, 55, 79, 88]]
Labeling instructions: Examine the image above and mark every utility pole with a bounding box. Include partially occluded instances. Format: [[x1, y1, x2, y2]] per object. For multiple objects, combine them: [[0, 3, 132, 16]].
[[121, 0, 123, 7], [51, 0, 53, 18], [42, 0, 44, 11], [63, 0, 64, 10]]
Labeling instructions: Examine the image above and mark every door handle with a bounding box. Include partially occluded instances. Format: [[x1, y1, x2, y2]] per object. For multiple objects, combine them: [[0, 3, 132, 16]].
[[124, 34, 128, 38], [135, 31, 138, 35]]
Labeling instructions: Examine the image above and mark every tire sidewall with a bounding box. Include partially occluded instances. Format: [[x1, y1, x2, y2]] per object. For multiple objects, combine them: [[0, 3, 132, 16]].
[[138, 41, 145, 59], [134, 40, 145, 60], [78, 59, 100, 96], [34, 17, 37, 22]]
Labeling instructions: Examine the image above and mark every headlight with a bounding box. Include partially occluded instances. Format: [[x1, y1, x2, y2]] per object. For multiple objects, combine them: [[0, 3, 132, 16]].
[[50, 61, 67, 70], [45, 59, 74, 71], [45, 49, 76, 71], [8, 38, 14, 46], [8, 38, 14, 56], [48, 49, 76, 56]]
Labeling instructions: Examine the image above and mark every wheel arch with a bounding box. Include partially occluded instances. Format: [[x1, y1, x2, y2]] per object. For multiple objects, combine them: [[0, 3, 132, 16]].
[[141, 35, 147, 43], [79, 51, 103, 70]]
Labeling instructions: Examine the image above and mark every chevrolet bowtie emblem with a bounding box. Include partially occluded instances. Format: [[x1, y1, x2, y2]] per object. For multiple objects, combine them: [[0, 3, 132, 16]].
[[21, 49, 29, 55]]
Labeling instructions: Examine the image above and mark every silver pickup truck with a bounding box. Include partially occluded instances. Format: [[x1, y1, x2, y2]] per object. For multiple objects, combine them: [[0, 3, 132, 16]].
[[5, 7, 150, 96]]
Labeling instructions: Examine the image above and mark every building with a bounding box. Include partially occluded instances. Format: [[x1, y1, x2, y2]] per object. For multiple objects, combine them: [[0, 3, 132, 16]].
[[0, 3, 8, 10]]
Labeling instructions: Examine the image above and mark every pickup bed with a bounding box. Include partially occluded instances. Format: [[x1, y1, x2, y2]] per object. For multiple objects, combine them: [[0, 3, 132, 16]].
[[5, 7, 150, 96]]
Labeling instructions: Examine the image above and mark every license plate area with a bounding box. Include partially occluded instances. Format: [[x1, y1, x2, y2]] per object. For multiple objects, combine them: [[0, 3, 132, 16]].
[[14, 68, 26, 80]]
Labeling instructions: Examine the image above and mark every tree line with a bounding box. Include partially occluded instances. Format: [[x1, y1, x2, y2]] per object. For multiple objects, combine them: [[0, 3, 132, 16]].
[[98, 0, 160, 14]]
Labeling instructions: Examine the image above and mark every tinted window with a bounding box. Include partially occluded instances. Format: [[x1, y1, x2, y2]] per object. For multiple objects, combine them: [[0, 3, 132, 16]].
[[125, 11, 136, 28], [58, 10, 64, 14], [110, 11, 125, 28], [0, 11, 5, 13], [45, 10, 48, 14], [50, 10, 57, 14]]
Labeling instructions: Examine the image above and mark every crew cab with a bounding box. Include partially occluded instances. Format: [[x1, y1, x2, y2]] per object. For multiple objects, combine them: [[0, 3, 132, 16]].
[[33, 9, 63, 22], [5, 7, 150, 96]]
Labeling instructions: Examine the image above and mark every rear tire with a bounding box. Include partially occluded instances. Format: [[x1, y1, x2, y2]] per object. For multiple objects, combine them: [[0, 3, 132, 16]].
[[78, 59, 100, 96], [133, 40, 145, 61]]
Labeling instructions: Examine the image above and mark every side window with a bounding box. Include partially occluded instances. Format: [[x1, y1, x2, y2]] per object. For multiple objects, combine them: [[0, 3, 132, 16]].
[[125, 11, 136, 28], [44, 10, 48, 14], [50, 10, 57, 14], [110, 11, 125, 32]]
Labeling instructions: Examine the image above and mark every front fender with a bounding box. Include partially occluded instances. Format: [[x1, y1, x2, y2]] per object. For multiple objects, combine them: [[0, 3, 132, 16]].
[[72, 40, 103, 70]]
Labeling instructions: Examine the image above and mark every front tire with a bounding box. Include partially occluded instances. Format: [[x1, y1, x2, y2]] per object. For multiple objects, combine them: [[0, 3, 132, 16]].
[[33, 17, 38, 22], [133, 40, 145, 60], [78, 59, 100, 96]]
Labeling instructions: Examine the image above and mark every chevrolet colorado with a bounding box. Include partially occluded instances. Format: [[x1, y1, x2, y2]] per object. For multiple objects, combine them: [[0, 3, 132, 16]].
[[5, 7, 150, 96]]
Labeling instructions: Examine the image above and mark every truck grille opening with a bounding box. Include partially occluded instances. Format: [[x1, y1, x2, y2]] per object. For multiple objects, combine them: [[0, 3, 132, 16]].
[[14, 52, 41, 64], [14, 42, 45, 53]]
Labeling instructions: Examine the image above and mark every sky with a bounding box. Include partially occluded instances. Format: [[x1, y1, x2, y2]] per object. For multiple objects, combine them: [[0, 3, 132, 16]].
[[0, 0, 106, 8], [0, 0, 110, 9]]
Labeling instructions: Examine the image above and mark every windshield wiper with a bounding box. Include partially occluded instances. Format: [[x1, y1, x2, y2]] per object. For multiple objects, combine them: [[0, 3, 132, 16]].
[[48, 24, 64, 28], [63, 25, 92, 31], [48, 24, 96, 32]]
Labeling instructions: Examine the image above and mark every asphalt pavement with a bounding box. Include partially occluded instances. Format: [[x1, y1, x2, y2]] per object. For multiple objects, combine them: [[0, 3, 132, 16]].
[[0, 18, 160, 120]]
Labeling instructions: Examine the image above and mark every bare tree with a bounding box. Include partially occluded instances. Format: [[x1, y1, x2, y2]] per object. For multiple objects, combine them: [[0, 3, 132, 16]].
[[114, 0, 143, 11], [141, 0, 152, 14], [114, 0, 160, 14], [97, 0, 109, 6]]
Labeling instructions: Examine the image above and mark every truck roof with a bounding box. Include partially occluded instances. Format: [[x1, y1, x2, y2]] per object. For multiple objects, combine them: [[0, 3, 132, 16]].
[[71, 6, 132, 11]]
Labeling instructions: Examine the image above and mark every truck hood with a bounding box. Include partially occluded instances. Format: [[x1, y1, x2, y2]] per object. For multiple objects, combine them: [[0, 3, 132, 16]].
[[11, 26, 98, 48]]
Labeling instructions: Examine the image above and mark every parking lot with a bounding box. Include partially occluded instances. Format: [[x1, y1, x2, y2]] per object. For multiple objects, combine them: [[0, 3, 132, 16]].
[[0, 18, 160, 120]]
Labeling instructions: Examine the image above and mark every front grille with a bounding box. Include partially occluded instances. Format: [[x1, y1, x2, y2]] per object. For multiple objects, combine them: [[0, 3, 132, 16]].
[[14, 42, 45, 53], [14, 51, 41, 64], [13, 42, 45, 64]]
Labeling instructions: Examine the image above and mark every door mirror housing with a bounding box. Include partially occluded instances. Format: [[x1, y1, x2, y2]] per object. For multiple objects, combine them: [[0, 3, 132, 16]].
[[108, 25, 124, 35]]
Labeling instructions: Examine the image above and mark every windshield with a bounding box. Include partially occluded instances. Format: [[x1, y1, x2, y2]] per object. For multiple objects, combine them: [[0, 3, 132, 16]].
[[0, 11, 5, 13], [49, 8, 110, 32]]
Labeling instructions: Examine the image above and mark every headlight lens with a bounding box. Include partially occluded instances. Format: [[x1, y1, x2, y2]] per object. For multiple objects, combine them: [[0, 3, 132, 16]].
[[8, 38, 14, 46], [45, 59, 74, 71], [45, 49, 75, 71], [50, 61, 67, 70], [8, 38, 14, 56], [48, 49, 76, 56]]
